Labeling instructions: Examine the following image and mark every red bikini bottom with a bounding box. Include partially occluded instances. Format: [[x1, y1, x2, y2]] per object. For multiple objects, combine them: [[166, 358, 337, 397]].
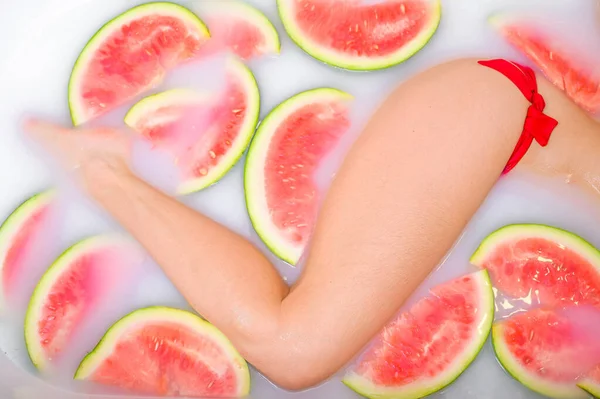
[[477, 59, 559, 175]]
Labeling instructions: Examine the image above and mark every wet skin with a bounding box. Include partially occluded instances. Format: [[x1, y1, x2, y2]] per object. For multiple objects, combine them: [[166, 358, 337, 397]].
[[24, 58, 600, 390]]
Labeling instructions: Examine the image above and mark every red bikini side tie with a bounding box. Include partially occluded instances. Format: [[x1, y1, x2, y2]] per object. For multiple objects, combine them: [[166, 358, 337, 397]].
[[478, 59, 559, 175]]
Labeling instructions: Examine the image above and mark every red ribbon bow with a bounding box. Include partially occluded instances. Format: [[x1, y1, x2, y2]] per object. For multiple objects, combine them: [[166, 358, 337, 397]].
[[478, 59, 558, 175]]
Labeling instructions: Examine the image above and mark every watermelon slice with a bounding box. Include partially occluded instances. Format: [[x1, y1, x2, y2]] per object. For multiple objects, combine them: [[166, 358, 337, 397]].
[[471, 224, 600, 310], [125, 56, 260, 194], [244, 88, 353, 265], [578, 365, 600, 398], [74, 306, 250, 398], [493, 308, 600, 399], [490, 14, 600, 114], [24, 235, 143, 372], [193, 1, 280, 60], [68, 2, 210, 126], [0, 191, 55, 309], [343, 270, 494, 399], [277, 0, 442, 70]]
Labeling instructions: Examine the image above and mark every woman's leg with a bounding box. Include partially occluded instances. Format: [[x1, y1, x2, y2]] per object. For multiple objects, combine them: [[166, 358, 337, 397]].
[[24, 58, 599, 390], [516, 74, 600, 189]]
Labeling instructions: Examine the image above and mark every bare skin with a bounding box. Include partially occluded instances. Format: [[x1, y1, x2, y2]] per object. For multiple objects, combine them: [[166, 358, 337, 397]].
[[24, 58, 600, 390]]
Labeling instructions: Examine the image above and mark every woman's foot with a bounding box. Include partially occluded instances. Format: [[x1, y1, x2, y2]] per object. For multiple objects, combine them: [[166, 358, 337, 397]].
[[24, 119, 134, 193]]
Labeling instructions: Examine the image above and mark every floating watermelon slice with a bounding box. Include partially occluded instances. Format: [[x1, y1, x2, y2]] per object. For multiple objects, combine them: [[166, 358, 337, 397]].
[[493, 308, 600, 399], [578, 365, 600, 398], [125, 56, 260, 194], [193, 1, 280, 60], [74, 306, 250, 398], [244, 88, 353, 265], [0, 191, 55, 309], [490, 14, 600, 114], [277, 0, 442, 70], [471, 224, 600, 310], [343, 270, 494, 398], [25, 235, 142, 372], [68, 2, 210, 126], [125, 88, 210, 147]]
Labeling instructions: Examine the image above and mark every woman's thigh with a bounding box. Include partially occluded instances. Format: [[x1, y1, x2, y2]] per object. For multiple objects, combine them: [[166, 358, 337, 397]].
[[304, 57, 531, 288], [282, 58, 538, 374]]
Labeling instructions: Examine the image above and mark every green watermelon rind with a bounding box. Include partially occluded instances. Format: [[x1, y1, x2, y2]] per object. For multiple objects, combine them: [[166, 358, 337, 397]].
[[341, 270, 495, 399], [486, 13, 546, 56], [488, 12, 600, 116], [167, 57, 260, 195], [124, 88, 209, 126], [68, 2, 210, 126], [74, 306, 251, 397], [244, 88, 354, 265], [487, 12, 522, 30], [196, 0, 281, 55], [0, 190, 56, 309], [473, 224, 600, 399], [577, 378, 600, 398], [470, 223, 600, 274], [124, 56, 261, 195], [276, 0, 442, 71], [24, 234, 137, 372], [492, 322, 589, 399]]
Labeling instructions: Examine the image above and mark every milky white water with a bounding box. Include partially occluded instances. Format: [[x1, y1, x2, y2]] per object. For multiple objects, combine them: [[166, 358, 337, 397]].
[[1, 0, 600, 398]]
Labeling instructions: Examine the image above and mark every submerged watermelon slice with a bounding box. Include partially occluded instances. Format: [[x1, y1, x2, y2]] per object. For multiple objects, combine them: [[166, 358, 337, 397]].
[[193, 1, 280, 60], [244, 88, 353, 265], [74, 306, 250, 398], [0, 191, 55, 309], [277, 0, 442, 70], [125, 56, 260, 194], [578, 365, 600, 398], [490, 14, 600, 114], [68, 2, 210, 126], [25, 235, 142, 372], [343, 270, 494, 398], [493, 308, 600, 399], [471, 224, 600, 310]]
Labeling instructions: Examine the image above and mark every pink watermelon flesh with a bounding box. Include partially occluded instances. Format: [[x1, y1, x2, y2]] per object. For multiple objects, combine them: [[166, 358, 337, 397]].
[[3, 205, 51, 299], [292, 0, 435, 58], [496, 22, 600, 114], [74, 14, 208, 124], [349, 271, 491, 389], [201, 14, 273, 60], [579, 365, 600, 394], [132, 69, 249, 183], [38, 253, 100, 360], [32, 244, 141, 367], [87, 322, 240, 397], [590, 366, 600, 381], [266, 101, 350, 248], [477, 236, 600, 309], [495, 308, 600, 387]]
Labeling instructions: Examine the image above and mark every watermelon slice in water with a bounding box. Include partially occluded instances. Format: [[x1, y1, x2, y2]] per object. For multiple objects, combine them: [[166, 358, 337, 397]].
[[125, 56, 260, 194], [68, 2, 210, 126], [193, 1, 280, 60], [343, 270, 494, 399], [74, 306, 250, 398], [471, 224, 600, 310], [0, 191, 55, 309], [578, 365, 600, 398], [493, 307, 600, 399], [244, 88, 353, 265], [277, 0, 442, 70], [24, 235, 143, 372], [490, 14, 600, 114]]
